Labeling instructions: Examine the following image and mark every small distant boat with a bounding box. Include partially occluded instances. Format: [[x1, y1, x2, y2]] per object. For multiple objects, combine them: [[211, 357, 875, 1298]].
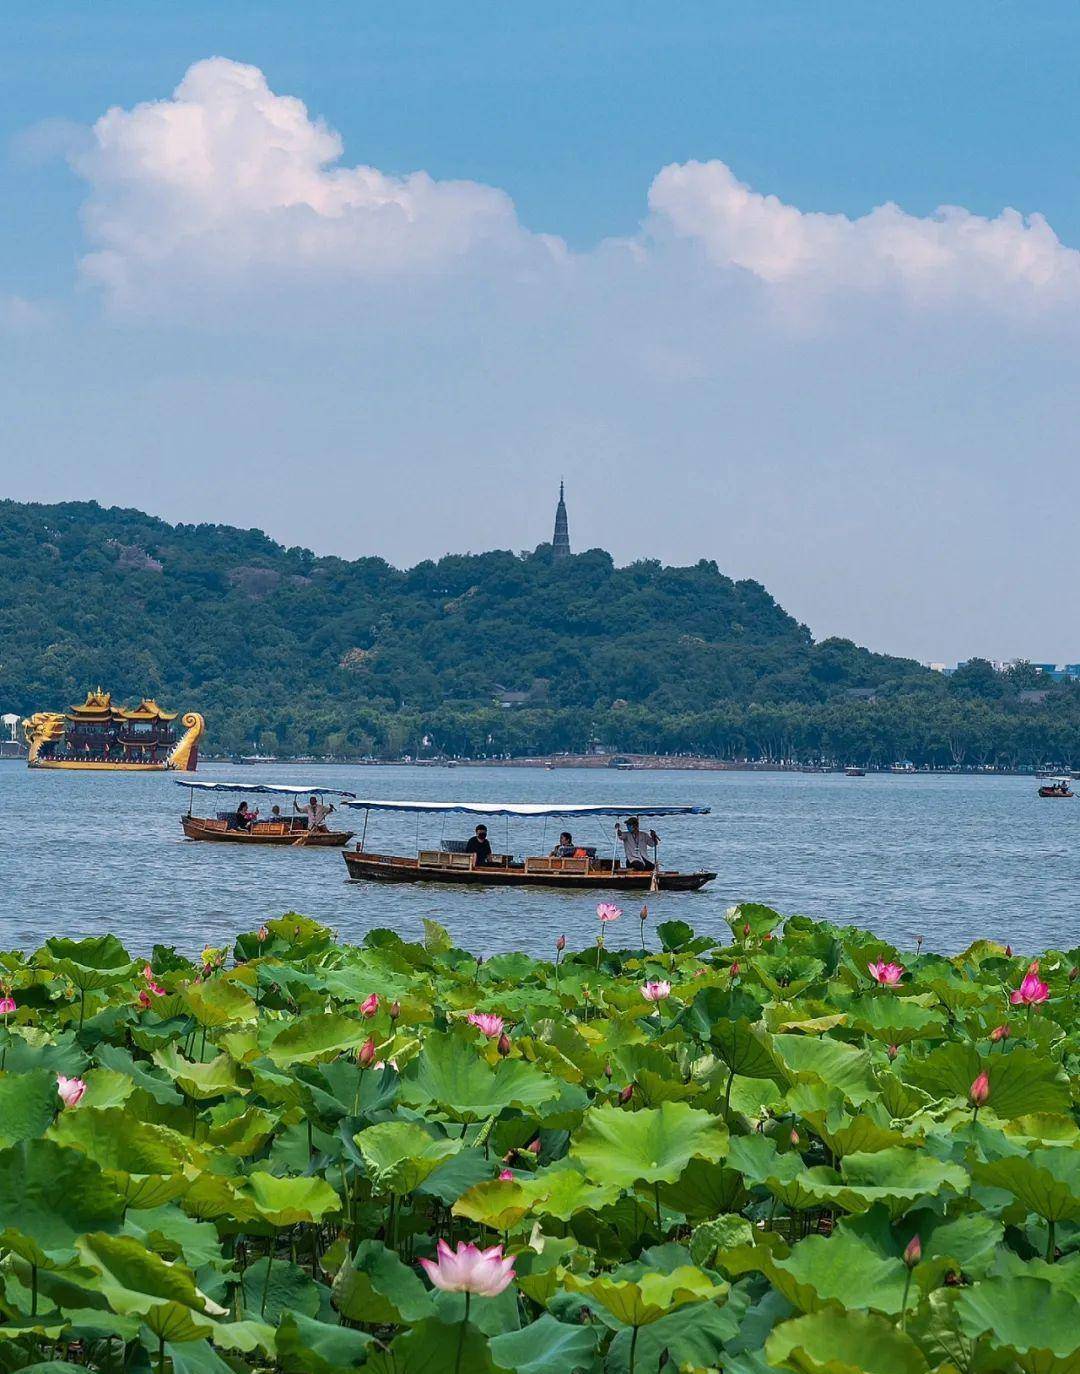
[[177, 780, 356, 845], [1038, 779, 1074, 798], [891, 761, 916, 774], [844, 766, 865, 776]]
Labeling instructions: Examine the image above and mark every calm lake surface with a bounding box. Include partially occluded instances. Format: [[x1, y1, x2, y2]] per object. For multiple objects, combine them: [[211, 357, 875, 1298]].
[[1, 763, 1077, 957]]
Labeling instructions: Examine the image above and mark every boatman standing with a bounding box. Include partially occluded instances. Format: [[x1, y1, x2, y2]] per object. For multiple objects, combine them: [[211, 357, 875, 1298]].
[[294, 793, 335, 833], [616, 816, 659, 870]]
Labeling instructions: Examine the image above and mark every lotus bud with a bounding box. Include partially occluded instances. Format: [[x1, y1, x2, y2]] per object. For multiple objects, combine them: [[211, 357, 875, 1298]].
[[790, 1128, 800, 1146], [257, 925, 269, 942], [555, 934, 566, 952], [359, 993, 379, 1018], [57, 1074, 86, 1109], [903, 1234, 922, 1269], [730, 961, 740, 979], [764, 933, 773, 942], [498, 1169, 514, 1181], [989, 1023, 1010, 1043], [639, 905, 648, 922], [619, 1082, 634, 1105], [0, 995, 14, 1016], [497, 1031, 512, 1057], [969, 1071, 990, 1107], [887, 1043, 899, 1060], [388, 1000, 401, 1021], [603, 1061, 613, 1079], [1005, 944, 1013, 957], [526, 1137, 541, 1154], [358, 1037, 376, 1068], [1070, 967, 1079, 983], [742, 923, 751, 938]]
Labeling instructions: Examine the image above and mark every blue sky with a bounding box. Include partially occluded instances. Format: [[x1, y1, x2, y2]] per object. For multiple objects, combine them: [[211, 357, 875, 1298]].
[[2, 3, 1080, 661]]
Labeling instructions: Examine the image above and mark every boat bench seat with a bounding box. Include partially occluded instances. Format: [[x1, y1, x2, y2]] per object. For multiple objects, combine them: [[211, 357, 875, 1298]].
[[525, 856, 591, 874], [419, 850, 476, 870]]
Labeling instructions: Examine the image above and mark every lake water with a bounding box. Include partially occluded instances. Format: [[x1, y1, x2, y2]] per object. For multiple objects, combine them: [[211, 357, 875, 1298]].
[[1, 762, 1077, 958]]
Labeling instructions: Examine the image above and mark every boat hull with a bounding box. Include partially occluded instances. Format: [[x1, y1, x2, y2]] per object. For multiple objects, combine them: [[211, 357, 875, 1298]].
[[342, 851, 716, 891], [31, 759, 181, 772], [182, 817, 355, 846]]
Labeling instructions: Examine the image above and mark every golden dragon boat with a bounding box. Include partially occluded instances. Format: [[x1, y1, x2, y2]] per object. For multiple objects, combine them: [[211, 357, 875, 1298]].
[[24, 689, 204, 772]]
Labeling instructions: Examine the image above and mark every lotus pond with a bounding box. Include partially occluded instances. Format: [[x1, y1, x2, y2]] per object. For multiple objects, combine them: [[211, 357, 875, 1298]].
[[0, 904, 1078, 1374]]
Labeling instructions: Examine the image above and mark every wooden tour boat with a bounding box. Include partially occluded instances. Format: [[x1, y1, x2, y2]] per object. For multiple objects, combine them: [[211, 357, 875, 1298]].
[[339, 799, 716, 891], [1038, 778, 1074, 799], [177, 780, 356, 846]]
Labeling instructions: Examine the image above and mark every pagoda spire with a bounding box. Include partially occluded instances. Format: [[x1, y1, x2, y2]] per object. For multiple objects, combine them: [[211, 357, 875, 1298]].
[[552, 480, 570, 559]]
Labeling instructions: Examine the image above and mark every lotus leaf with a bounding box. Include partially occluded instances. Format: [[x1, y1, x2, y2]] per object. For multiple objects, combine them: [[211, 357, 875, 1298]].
[[765, 1309, 929, 1374], [0, 1066, 63, 1146], [75, 1232, 220, 1342], [355, 1120, 463, 1194], [954, 1275, 1080, 1373], [570, 1101, 728, 1188], [332, 1238, 435, 1324], [563, 1264, 727, 1326], [0, 1138, 124, 1265], [400, 1029, 562, 1120], [276, 1310, 373, 1374], [488, 1312, 599, 1374], [241, 1171, 341, 1225]]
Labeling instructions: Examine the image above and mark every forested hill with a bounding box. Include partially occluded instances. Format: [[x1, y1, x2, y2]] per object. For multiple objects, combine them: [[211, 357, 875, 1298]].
[[3, 498, 1074, 766]]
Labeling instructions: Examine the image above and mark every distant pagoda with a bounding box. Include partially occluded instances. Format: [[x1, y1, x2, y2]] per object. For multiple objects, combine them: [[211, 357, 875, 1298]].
[[552, 481, 571, 559]]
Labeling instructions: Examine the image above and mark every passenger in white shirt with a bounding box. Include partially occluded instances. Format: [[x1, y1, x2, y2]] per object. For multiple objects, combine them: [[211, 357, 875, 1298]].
[[294, 794, 334, 832], [616, 816, 659, 870]]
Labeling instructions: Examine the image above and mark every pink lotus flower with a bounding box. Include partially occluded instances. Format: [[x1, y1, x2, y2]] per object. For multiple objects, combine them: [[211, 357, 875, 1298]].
[[596, 903, 622, 923], [359, 993, 380, 1017], [0, 996, 15, 1016], [868, 960, 904, 986], [990, 1023, 1011, 1043], [57, 1075, 86, 1109], [142, 966, 165, 997], [641, 980, 672, 1002], [498, 1169, 514, 1181], [468, 1012, 505, 1038], [969, 1071, 991, 1107], [887, 1044, 899, 1060], [420, 1239, 515, 1297], [1010, 967, 1050, 1005]]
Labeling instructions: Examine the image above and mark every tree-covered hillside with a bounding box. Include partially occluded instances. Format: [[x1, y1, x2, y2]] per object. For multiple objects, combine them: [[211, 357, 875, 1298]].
[[2, 499, 1078, 765]]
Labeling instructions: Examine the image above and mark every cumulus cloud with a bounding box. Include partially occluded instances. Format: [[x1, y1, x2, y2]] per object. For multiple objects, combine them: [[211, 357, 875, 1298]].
[[73, 57, 558, 308], [647, 159, 1080, 305], [68, 56, 1080, 319]]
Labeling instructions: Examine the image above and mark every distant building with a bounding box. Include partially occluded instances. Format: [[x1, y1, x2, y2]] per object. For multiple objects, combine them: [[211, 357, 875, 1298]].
[[552, 481, 570, 559]]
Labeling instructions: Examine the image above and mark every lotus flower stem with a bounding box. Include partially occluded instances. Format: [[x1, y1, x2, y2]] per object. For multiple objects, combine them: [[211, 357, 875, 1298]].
[[158, 1332, 165, 1374], [30, 1263, 37, 1316], [454, 1291, 472, 1374], [78, 987, 86, 1033], [1047, 1218, 1056, 1263], [629, 1323, 640, 1373], [653, 1180, 662, 1232], [260, 1244, 274, 1316]]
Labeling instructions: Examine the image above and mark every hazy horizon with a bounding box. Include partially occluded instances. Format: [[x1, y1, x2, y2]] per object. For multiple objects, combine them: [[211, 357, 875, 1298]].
[[3, 4, 1079, 664]]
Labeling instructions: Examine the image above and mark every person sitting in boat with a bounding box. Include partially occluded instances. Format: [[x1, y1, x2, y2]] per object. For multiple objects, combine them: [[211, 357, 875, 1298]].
[[616, 816, 659, 870], [465, 824, 494, 865], [294, 794, 335, 833], [232, 801, 258, 831], [550, 831, 576, 857]]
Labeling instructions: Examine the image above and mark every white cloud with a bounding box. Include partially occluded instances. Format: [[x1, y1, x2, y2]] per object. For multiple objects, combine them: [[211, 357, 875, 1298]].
[[74, 57, 558, 308], [68, 57, 1080, 319], [647, 159, 1080, 305]]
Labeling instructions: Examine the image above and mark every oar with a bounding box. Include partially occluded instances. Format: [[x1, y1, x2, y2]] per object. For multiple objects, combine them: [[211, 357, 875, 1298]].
[[649, 835, 660, 893]]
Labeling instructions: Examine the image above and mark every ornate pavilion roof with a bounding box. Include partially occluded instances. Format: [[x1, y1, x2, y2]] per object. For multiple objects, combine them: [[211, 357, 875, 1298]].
[[67, 689, 114, 719], [116, 698, 178, 721]]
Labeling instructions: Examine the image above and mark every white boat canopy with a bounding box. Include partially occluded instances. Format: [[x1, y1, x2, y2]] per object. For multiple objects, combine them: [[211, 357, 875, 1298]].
[[175, 781, 357, 798], [340, 799, 708, 818]]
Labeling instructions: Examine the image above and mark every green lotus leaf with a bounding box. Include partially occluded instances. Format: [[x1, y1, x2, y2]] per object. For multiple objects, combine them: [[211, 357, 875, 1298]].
[[903, 1044, 1070, 1118], [0, 1066, 62, 1146], [416, 1146, 495, 1206], [766, 1309, 928, 1374], [166, 1340, 238, 1374], [152, 1047, 244, 1100], [727, 903, 783, 940], [182, 978, 257, 1028], [205, 1106, 277, 1156], [726, 1135, 839, 1211], [267, 1013, 370, 1067], [240, 1257, 320, 1324], [43, 935, 138, 992], [845, 995, 947, 1045], [75, 1232, 219, 1343], [400, 1030, 562, 1121], [817, 1114, 909, 1160], [383, 1316, 507, 1374], [356, 1121, 463, 1195], [49, 1106, 192, 1210], [452, 1179, 532, 1230], [488, 1313, 599, 1373], [94, 1043, 183, 1106], [770, 1229, 913, 1315], [241, 1171, 341, 1226], [276, 1310, 374, 1374], [563, 1264, 727, 1327], [955, 1275, 1080, 1373], [570, 1102, 728, 1189], [689, 1214, 755, 1268], [123, 1204, 225, 1270], [332, 1238, 435, 1325], [658, 1157, 748, 1218], [712, 1020, 779, 1081], [454, 1162, 621, 1229], [207, 1318, 277, 1357], [770, 1034, 878, 1106], [819, 1147, 969, 1220], [752, 955, 826, 999], [0, 1138, 124, 1266], [607, 1290, 747, 1373], [1003, 1114, 1080, 1147], [79, 1066, 136, 1110], [974, 1149, 1080, 1223]]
